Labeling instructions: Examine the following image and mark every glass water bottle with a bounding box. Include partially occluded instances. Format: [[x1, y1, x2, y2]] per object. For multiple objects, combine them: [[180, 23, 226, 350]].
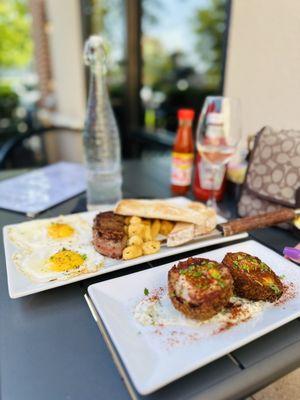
[[83, 35, 122, 209]]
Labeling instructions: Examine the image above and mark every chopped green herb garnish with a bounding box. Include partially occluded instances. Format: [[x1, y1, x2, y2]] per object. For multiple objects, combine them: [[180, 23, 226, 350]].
[[210, 269, 221, 279], [279, 274, 286, 280], [217, 280, 226, 288], [240, 264, 250, 272], [81, 253, 87, 260], [192, 271, 203, 278], [179, 264, 203, 278], [207, 262, 217, 269], [260, 262, 270, 272], [179, 269, 188, 275], [268, 283, 281, 294], [144, 288, 149, 296]]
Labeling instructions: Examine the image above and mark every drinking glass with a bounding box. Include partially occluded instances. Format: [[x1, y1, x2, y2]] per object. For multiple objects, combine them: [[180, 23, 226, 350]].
[[196, 96, 241, 214]]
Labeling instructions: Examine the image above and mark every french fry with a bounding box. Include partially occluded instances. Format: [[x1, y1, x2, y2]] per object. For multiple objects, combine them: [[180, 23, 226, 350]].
[[124, 216, 131, 225], [151, 219, 160, 239], [129, 216, 142, 225], [144, 225, 152, 241], [159, 220, 174, 236], [128, 224, 144, 237]]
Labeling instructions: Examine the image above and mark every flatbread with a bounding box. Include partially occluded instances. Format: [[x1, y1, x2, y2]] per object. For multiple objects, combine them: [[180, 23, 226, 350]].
[[167, 202, 216, 247], [114, 199, 215, 226]]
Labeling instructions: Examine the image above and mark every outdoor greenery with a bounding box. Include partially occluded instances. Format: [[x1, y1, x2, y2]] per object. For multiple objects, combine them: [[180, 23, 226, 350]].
[[0, 0, 33, 68], [142, 37, 172, 88], [87, 0, 226, 93], [0, 84, 19, 118], [193, 0, 227, 88]]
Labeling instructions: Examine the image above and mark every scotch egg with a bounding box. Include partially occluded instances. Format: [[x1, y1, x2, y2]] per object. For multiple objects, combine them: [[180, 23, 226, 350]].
[[8, 214, 92, 251], [13, 245, 104, 283]]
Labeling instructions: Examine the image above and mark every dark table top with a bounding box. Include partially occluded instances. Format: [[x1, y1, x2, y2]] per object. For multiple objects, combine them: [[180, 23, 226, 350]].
[[0, 157, 299, 400]]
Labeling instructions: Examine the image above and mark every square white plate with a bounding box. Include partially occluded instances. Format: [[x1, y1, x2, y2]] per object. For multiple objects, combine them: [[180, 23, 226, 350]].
[[3, 198, 247, 298], [88, 240, 300, 395]]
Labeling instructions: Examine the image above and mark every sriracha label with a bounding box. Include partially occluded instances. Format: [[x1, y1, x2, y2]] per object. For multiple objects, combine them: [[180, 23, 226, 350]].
[[171, 152, 194, 186]]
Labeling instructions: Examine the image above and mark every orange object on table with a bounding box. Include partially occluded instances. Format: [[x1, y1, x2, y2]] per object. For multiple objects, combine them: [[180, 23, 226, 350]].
[[170, 109, 195, 195]]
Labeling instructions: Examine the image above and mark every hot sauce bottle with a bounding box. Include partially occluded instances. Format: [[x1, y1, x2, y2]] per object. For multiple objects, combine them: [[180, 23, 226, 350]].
[[171, 109, 195, 195]]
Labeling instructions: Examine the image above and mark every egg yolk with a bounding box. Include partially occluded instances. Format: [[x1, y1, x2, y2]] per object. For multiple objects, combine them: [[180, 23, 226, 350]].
[[48, 250, 85, 272], [47, 223, 75, 239]]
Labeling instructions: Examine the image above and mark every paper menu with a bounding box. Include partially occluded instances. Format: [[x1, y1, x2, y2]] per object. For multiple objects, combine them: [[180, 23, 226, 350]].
[[0, 162, 86, 215]]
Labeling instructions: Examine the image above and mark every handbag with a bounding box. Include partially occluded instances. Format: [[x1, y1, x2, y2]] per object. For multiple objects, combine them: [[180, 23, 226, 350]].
[[238, 126, 300, 218]]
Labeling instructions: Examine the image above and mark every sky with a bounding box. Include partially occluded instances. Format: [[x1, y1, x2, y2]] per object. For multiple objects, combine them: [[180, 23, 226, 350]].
[[144, 0, 210, 72], [103, 0, 210, 72]]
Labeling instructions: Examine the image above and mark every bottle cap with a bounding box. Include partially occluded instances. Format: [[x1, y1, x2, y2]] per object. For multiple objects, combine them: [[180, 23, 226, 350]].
[[84, 35, 106, 69], [178, 109, 195, 120]]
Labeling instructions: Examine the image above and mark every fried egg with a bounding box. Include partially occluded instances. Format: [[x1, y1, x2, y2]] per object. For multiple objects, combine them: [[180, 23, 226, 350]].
[[13, 245, 104, 283], [8, 214, 92, 251]]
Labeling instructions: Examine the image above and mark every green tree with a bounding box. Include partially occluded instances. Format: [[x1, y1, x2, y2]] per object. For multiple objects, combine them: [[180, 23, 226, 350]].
[[194, 0, 226, 89], [0, 0, 33, 68], [142, 36, 172, 88]]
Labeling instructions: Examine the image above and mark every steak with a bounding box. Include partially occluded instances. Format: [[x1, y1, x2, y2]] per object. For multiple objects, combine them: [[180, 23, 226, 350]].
[[92, 211, 127, 259]]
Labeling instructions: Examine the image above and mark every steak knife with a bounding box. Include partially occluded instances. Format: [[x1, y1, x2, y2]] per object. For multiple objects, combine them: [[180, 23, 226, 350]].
[[218, 208, 299, 236], [164, 208, 299, 246]]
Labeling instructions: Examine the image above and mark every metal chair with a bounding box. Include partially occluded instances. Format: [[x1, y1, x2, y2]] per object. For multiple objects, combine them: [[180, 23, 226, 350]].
[[0, 126, 81, 169]]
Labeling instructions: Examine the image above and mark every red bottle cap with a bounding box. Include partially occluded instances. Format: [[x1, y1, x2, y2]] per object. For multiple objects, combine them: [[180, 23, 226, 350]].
[[178, 109, 195, 121]]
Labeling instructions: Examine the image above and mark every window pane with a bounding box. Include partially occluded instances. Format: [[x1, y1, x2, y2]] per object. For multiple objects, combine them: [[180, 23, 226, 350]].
[[141, 0, 227, 131], [81, 0, 126, 124]]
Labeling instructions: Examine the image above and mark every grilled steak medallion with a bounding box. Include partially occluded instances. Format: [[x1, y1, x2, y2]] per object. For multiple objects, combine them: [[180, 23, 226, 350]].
[[92, 211, 127, 259], [222, 252, 283, 302], [168, 257, 233, 321]]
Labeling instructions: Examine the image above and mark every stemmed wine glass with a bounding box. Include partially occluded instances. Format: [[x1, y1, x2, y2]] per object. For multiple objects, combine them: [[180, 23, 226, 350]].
[[196, 96, 241, 215]]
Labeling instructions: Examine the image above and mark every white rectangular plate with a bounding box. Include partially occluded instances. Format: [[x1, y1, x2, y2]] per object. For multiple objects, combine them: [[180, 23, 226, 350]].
[[3, 201, 247, 298], [88, 240, 300, 395]]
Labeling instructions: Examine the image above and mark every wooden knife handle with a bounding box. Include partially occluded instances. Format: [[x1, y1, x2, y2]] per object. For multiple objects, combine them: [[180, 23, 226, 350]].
[[220, 208, 296, 236]]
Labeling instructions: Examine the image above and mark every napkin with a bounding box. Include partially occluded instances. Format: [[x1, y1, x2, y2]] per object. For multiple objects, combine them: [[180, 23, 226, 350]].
[[0, 162, 86, 216]]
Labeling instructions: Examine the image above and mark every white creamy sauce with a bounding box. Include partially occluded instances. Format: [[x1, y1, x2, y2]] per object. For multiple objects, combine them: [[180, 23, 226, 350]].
[[134, 292, 267, 329]]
